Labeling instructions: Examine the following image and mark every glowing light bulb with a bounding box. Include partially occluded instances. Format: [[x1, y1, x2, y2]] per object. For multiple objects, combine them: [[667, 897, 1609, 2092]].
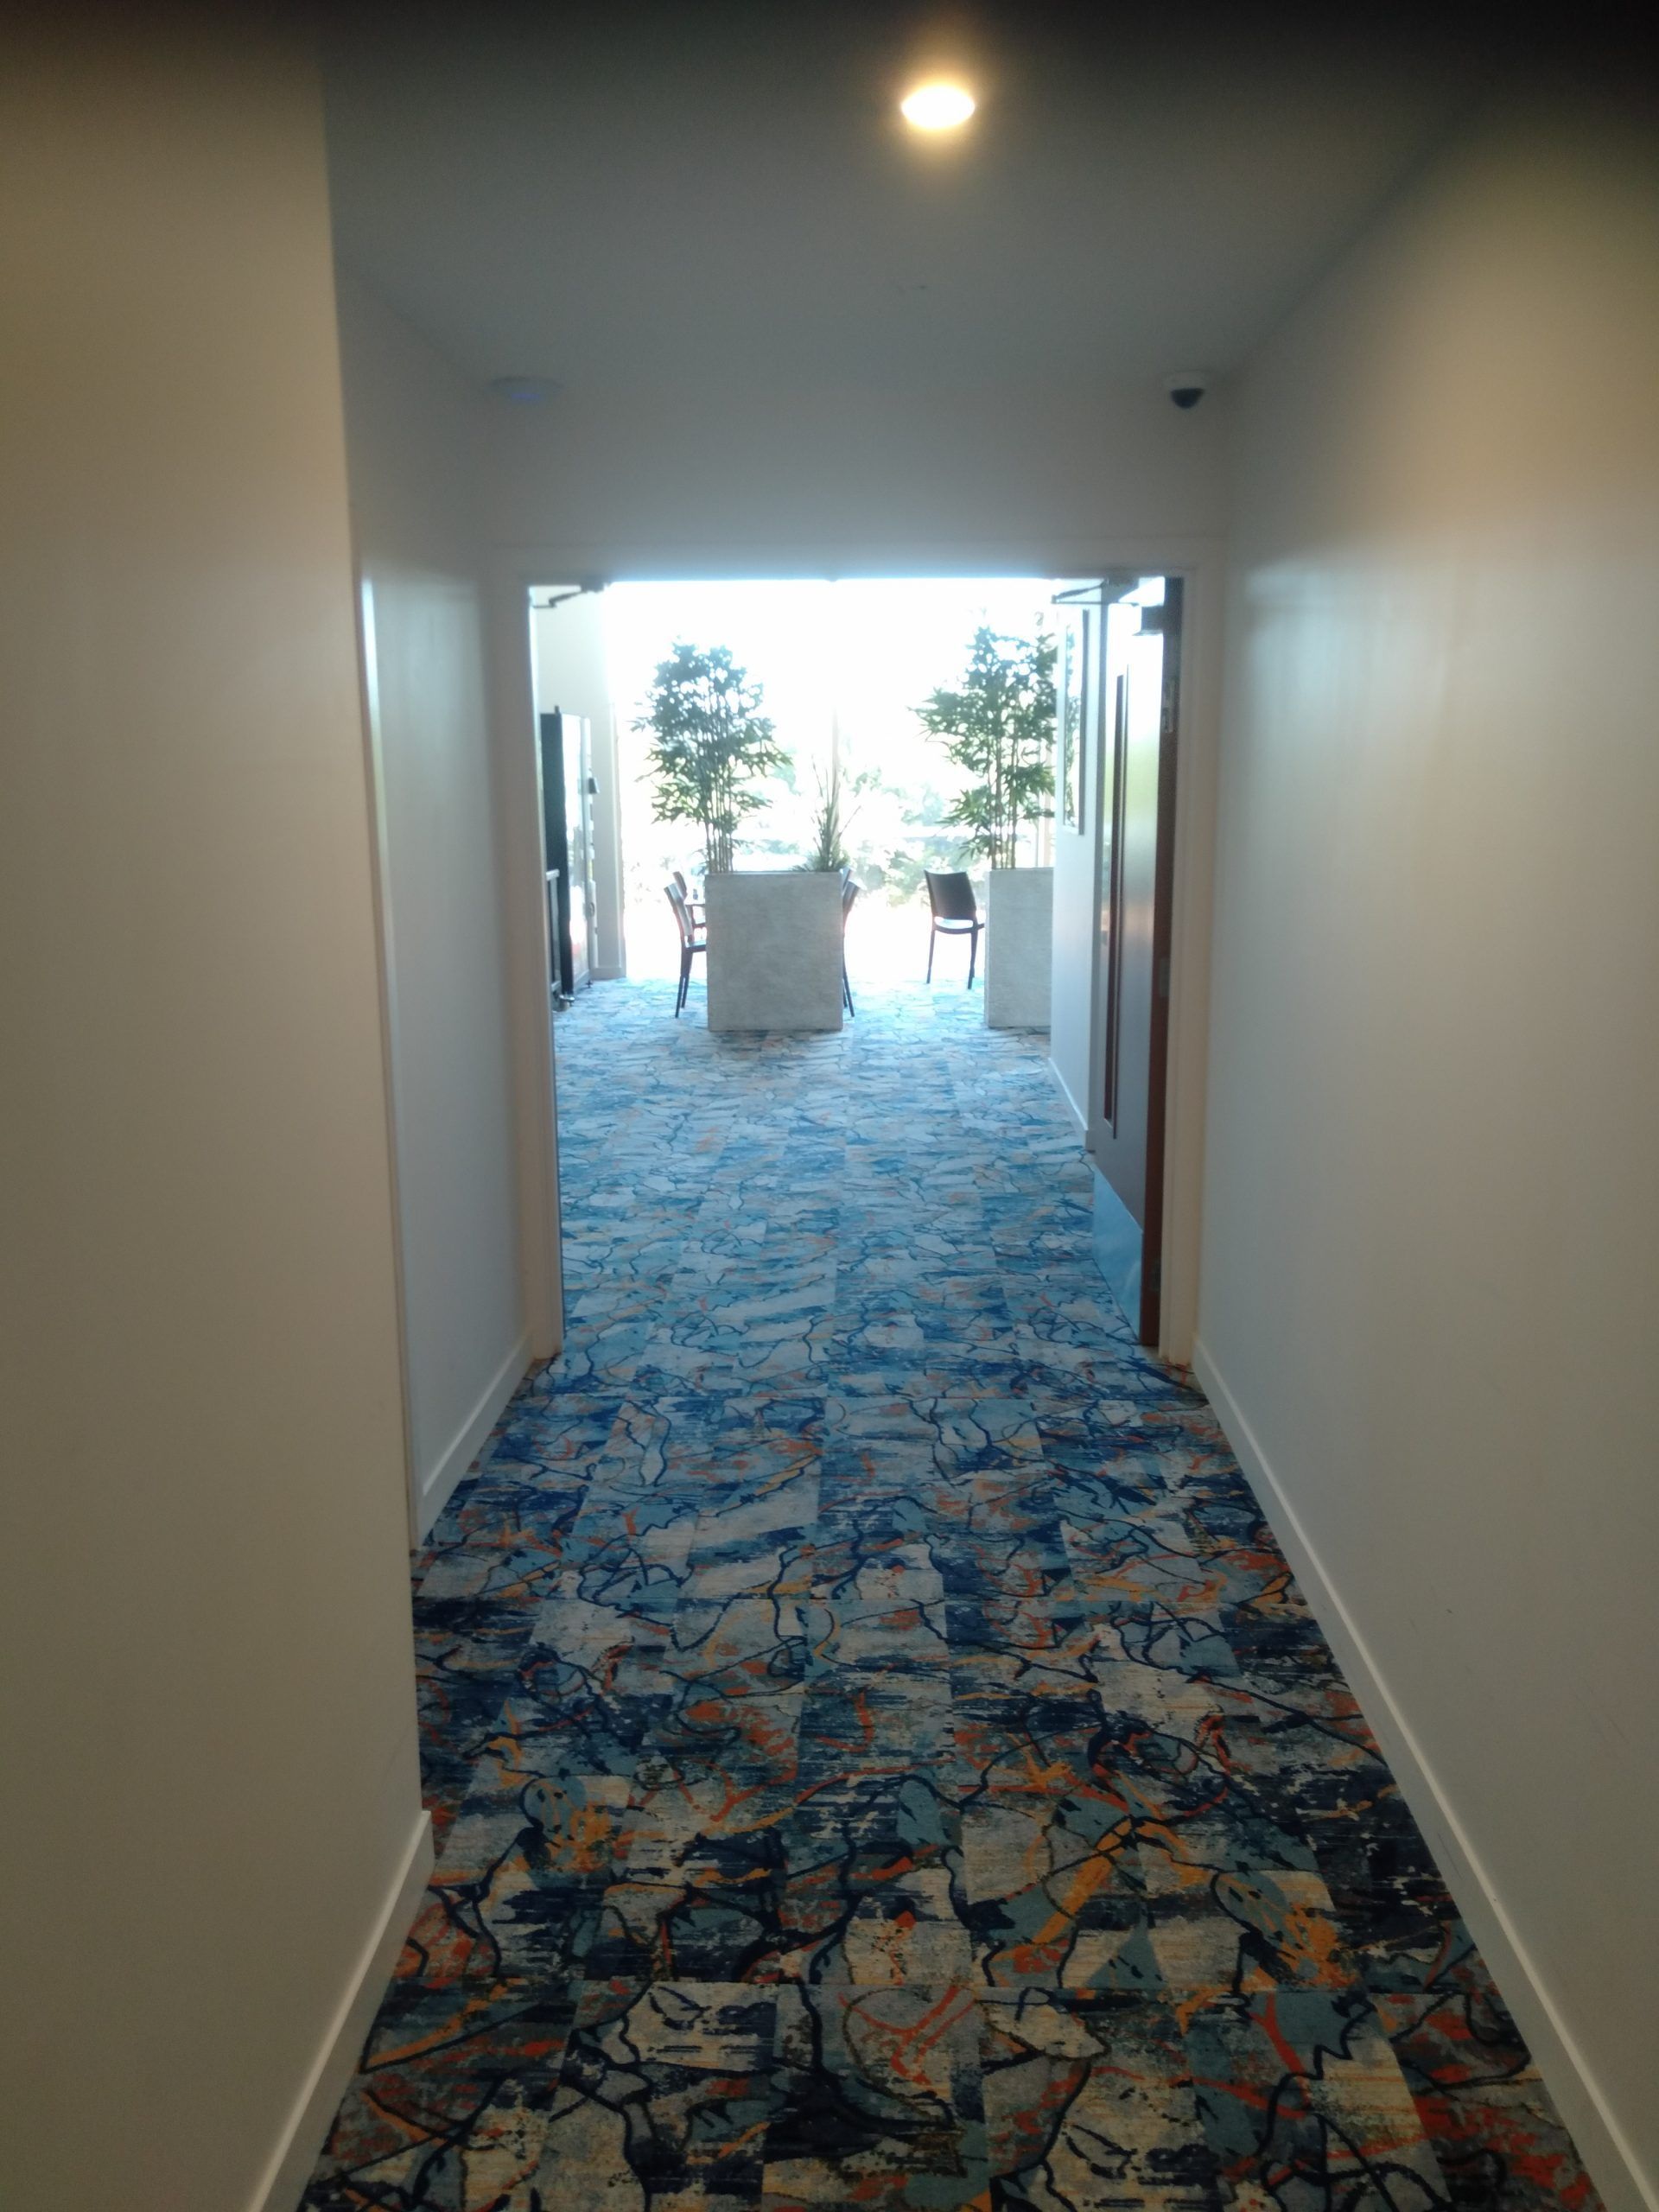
[[900, 82, 976, 131]]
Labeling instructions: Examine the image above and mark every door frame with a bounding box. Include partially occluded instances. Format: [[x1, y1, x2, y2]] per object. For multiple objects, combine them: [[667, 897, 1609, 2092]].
[[1141, 580, 1185, 1348], [486, 559, 563, 1364], [351, 569, 423, 1539], [486, 537, 1224, 1368]]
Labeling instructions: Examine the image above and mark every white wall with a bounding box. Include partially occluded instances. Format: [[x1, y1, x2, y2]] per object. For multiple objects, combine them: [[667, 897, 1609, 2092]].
[[334, 270, 532, 1534], [532, 595, 626, 976], [0, 29, 426, 2212], [487, 378, 1229, 577], [488, 383, 1229, 1360], [1199, 100, 1659, 2210]]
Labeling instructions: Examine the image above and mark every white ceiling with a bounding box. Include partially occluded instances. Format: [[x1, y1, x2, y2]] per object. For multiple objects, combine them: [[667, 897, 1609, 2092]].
[[321, 5, 1475, 395]]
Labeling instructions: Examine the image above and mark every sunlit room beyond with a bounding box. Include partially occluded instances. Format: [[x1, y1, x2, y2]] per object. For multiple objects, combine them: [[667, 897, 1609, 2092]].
[[535, 575, 1066, 1001], [531, 564, 1182, 1349]]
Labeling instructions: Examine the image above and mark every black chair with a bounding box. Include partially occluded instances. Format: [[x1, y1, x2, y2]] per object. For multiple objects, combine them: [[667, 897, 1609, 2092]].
[[925, 870, 982, 988], [664, 880, 706, 1016], [840, 874, 860, 1016]]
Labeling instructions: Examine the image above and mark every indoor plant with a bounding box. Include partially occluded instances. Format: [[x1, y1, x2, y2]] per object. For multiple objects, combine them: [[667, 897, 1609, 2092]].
[[917, 625, 1057, 1027], [800, 758, 855, 873], [917, 625, 1056, 871], [639, 643, 785, 876], [640, 645, 840, 1030]]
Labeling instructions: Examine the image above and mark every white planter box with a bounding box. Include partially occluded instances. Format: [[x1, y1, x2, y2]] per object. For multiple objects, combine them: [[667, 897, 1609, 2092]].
[[705, 869, 844, 1033], [984, 866, 1053, 1030]]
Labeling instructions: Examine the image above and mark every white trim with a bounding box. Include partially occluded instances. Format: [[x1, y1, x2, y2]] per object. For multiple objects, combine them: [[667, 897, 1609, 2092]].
[[1192, 1338, 1657, 2212], [352, 571, 424, 1544], [1046, 1052, 1088, 1144], [486, 560, 563, 1361], [415, 1330, 531, 1539], [245, 1807, 434, 2212]]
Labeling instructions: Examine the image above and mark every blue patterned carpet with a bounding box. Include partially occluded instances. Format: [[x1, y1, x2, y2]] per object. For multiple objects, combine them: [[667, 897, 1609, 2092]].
[[305, 978, 1599, 2211]]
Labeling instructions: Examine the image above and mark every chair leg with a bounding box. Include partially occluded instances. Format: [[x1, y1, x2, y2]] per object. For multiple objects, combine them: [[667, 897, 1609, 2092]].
[[842, 962, 854, 1017], [677, 944, 690, 1015], [926, 925, 935, 984], [967, 924, 979, 990]]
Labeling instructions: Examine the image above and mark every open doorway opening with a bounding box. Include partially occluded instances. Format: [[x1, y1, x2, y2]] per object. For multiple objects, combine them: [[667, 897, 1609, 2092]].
[[532, 575, 1064, 1001], [525, 567, 1185, 1350]]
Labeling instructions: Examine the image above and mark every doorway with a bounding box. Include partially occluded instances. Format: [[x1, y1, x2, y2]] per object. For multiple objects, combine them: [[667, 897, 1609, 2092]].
[[540, 707, 597, 1005], [1050, 575, 1184, 1346], [581, 575, 1063, 991], [514, 563, 1199, 1359]]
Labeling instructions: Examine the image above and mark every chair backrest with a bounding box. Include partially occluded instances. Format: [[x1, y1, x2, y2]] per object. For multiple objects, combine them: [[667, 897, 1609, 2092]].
[[672, 869, 690, 899], [664, 880, 696, 949], [840, 875, 860, 929], [925, 869, 977, 923]]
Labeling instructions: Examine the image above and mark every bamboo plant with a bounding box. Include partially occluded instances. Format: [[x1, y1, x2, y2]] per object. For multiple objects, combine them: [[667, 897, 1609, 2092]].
[[639, 643, 785, 875], [801, 758, 855, 873], [916, 625, 1057, 869]]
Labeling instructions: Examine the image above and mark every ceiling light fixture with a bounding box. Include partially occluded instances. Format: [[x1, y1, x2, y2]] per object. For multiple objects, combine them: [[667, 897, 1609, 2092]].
[[900, 82, 976, 131]]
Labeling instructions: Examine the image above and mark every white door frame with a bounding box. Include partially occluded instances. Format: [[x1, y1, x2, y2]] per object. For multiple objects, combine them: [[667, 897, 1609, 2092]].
[[351, 569, 423, 1540], [486, 536, 1224, 1370], [486, 554, 564, 1364]]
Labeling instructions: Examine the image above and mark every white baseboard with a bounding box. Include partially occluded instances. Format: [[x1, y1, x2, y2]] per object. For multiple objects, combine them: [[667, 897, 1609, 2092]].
[[1046, 1053, 1087, 1144], [415, 1332, 531, 1541], [246, 1806, 434, 2212], [1192, 1338, 1656, 2212]]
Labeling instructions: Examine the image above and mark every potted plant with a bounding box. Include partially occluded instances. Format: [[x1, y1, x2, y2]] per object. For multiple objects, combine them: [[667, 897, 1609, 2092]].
[[639, 643, 785, 875], [799, 757, 855, 874], [639, 644, 842, 1031], [917, 626, 1057, 1028]]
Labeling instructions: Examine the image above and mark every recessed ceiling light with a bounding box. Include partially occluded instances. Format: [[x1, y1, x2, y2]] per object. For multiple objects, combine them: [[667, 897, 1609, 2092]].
[[900, 82, 976, 131], [489, 375, 561, 404]]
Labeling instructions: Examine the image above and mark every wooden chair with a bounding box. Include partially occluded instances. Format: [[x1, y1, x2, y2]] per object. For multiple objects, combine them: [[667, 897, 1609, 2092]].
[[664, 880, 706, 1016], [925, 870, 982, 988], [840, 874, 860, 1016], [671, 869, 706, 925]]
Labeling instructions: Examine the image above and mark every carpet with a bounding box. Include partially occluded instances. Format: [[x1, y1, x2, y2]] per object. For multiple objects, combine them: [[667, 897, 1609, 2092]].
[[304, 977, 1599, 2211]]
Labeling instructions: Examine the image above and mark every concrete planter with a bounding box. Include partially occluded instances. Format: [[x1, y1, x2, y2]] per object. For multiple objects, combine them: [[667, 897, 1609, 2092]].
[[984, 866, 1053, 1030], [705, 869, 843, 1033]]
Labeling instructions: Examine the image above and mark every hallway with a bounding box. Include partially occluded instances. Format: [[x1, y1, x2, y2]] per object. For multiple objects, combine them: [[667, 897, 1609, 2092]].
[[303, 982, 1595, 2210]]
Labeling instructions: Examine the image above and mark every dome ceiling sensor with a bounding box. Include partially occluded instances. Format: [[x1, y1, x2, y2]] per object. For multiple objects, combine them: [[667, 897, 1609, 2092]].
[[489, 374, 561, 404], [1164, 371, 1210, 410]]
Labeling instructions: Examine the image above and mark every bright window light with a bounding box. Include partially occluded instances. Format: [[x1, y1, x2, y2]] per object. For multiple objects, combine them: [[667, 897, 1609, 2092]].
[[900, 82, 976, 130]]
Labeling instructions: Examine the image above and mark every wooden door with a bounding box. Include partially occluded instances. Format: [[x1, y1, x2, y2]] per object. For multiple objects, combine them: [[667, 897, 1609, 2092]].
[[1090, 579, 1182, 1344], [541, 709, 596, 997], [1046, 595, 1100, 1131]]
